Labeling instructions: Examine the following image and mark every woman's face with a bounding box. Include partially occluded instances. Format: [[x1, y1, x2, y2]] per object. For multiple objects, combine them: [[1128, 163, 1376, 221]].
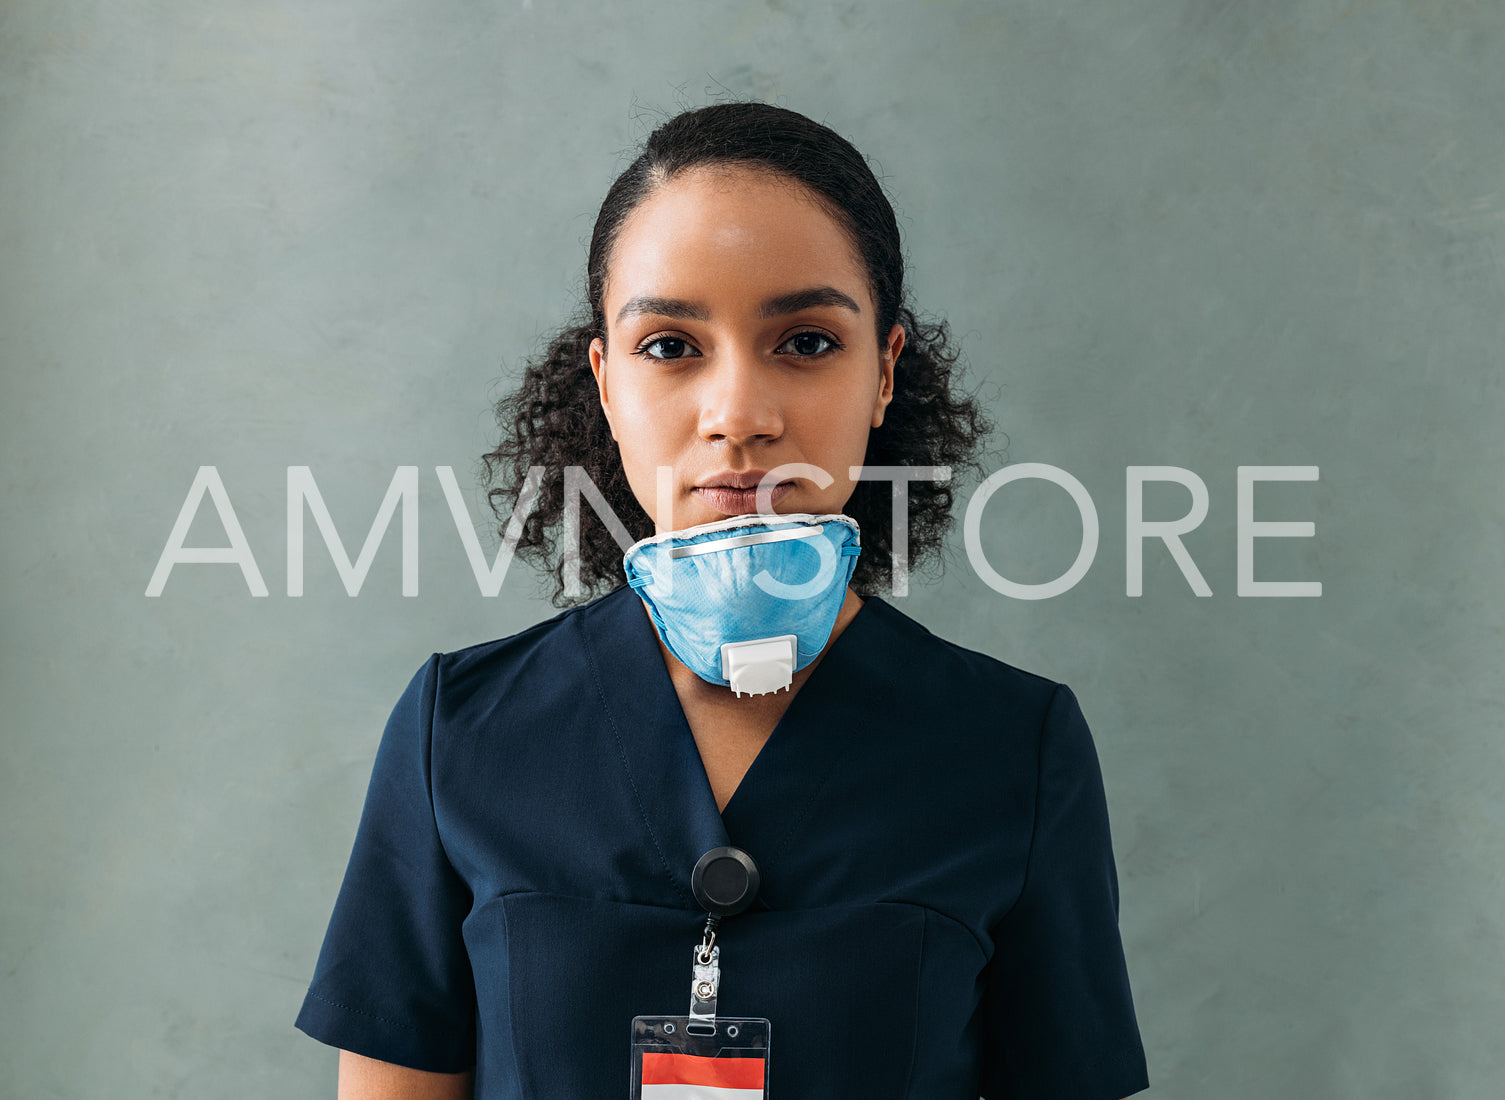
[[589, 165, 904, 533]]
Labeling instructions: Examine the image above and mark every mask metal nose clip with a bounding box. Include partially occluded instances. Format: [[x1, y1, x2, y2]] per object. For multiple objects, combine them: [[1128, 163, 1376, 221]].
[[720, 635, 798, 697], [667, 524, 823, 559]]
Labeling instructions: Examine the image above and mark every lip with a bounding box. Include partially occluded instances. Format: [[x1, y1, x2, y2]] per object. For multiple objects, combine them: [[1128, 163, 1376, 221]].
[[693, 470, 797, 516], [695, 469, 783, 489]]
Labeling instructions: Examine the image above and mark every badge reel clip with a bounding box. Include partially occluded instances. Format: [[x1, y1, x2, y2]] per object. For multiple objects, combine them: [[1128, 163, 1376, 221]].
[[629, 846, 772, 1097]]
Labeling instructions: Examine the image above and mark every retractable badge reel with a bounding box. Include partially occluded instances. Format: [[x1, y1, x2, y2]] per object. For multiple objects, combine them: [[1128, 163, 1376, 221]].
[[630, 846, 772, 1098]]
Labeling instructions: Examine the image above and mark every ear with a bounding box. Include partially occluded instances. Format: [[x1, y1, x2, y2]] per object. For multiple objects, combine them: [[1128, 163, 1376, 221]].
[[588, 336, 617, 441], [871, 322, 904, 429]]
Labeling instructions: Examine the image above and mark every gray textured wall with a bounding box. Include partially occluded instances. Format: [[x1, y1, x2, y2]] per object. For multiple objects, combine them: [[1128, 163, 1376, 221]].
[[3, 1, 1502, 1096]]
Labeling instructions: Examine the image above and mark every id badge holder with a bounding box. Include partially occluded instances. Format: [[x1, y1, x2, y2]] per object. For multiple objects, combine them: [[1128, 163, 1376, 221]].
[[629, 954, 771, 1098], [631, 847, 771, 1097]]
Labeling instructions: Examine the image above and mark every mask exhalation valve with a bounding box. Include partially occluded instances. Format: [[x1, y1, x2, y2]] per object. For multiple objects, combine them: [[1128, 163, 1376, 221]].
[[719, 635, 798, 698]]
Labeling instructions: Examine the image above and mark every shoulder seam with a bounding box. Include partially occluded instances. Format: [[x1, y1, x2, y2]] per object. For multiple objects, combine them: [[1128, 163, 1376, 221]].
[[997, 681, 1067, 926], [422, 652, 467, 878]]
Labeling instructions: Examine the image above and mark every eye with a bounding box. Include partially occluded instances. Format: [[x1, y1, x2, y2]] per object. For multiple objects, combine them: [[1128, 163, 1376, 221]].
[[777, 330, 844, 357], [633, 334, 701, 360]]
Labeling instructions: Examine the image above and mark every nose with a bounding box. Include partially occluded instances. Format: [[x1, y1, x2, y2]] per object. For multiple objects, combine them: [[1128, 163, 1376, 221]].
[[697, 348, 783, 444]]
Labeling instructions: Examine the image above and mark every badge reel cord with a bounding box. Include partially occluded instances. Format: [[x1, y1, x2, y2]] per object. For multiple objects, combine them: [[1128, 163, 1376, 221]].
[[688, 846, 760, 1035]]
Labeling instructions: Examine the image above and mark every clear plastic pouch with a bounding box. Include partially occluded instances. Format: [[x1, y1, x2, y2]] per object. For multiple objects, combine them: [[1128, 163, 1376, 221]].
[[629, 1015, 771, 1098]]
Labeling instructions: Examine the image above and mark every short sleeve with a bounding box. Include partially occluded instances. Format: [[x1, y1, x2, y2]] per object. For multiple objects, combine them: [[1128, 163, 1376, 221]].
[[978, 683, 1150, 1100], [294, 653, 478, 1072]]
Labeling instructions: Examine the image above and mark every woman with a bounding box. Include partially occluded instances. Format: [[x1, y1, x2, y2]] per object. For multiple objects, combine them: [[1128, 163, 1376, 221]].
[[296, 102, 1150, 1099]]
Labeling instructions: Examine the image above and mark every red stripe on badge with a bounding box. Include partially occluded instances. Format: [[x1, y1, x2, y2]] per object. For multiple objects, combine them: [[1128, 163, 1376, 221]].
[[640, 1051, 766, 1088]]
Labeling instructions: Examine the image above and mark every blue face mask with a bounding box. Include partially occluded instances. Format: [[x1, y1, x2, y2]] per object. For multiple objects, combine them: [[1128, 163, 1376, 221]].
[[622, 513, 862, 697]]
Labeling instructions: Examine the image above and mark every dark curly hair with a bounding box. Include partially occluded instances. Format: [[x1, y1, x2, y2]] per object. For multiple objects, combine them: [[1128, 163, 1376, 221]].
[[480, 101, 995, 607]]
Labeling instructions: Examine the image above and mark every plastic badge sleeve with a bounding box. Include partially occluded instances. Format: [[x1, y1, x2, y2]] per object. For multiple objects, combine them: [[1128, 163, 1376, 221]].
[[629, 1016, 771, 1099]]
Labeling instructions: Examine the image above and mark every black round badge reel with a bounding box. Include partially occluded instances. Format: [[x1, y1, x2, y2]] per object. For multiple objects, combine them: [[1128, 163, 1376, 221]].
[[691, 846, 761, 917]]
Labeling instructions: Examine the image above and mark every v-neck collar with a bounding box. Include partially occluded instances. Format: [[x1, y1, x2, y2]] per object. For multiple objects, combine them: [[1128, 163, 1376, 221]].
[[576, 583, 889, 910]]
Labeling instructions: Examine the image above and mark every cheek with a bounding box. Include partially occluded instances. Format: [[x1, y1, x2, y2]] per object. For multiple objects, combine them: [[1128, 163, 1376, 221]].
[[796, 384, 877, 491], [606, 381, 683, 495], [814, 377, 878, 444]]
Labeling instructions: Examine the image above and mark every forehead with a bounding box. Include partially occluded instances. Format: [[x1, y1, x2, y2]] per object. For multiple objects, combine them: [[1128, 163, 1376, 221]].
[[603, 166, 871, 319]]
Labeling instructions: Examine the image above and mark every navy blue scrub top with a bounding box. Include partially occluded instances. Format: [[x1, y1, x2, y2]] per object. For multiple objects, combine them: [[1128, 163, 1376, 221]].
[[295, 583, 1150, 1099]]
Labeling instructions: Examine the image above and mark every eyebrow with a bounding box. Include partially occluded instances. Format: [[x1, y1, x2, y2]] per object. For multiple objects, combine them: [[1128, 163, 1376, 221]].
[[613, 285, 863, 326]]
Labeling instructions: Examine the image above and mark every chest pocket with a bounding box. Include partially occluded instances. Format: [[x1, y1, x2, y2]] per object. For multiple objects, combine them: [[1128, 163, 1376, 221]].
[[490, 891, 924, 1099]]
